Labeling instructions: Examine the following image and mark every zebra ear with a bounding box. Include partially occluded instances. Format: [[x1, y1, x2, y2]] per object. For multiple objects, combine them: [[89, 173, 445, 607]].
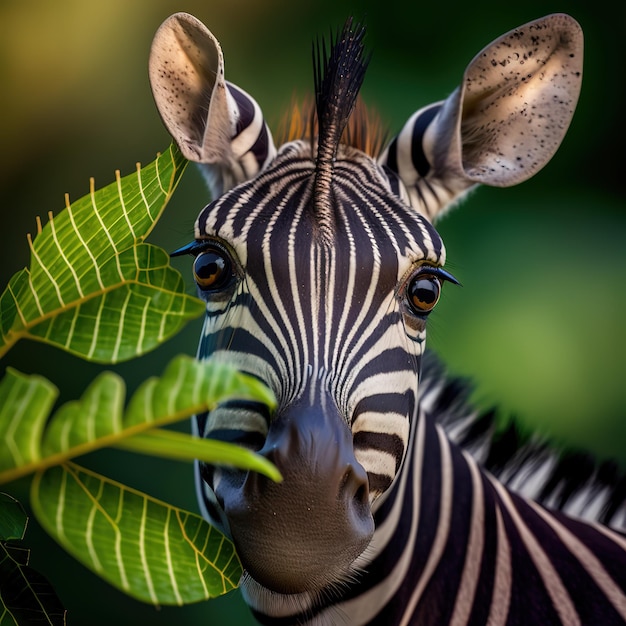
[[379, 14, 583, 221], [149, 12, 276, 198]]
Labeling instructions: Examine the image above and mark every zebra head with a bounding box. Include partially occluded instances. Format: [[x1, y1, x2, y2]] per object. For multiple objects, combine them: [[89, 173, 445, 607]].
[[149, 13, 582, 601]]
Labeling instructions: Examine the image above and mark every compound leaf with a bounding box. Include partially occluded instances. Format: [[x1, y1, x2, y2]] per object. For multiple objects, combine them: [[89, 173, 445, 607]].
[[31, 463, 241, 605], [0, 355, 278, 485], [0, 145, 204, 363]]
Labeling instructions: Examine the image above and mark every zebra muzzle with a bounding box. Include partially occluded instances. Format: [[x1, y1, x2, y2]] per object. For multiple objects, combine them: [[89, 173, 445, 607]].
[[215, 400, 375, 594]]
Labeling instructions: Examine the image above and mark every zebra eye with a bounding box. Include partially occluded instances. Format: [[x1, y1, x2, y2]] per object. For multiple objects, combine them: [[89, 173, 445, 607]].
[[406, 275, 441, 315], [193, 248, 233, 291]]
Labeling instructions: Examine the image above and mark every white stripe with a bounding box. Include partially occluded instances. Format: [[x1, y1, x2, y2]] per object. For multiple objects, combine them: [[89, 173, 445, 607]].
[[491, 478, 581, 626], [449, 451, 485, 626], [486, 505, 512, 626], [350, 371, 415, 408], [354, 447, 397, 480], [528, 499, 626, 620], [352, 411, 409, 438]]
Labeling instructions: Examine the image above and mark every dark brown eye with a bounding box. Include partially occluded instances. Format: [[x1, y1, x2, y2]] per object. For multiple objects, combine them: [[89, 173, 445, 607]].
[[193, 249, 233, 291], [407, 275, 441, 315]]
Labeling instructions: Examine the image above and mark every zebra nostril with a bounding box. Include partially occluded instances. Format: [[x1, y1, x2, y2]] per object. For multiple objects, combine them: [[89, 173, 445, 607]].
[[354, 482, 369, 507], [338, 463, 370, 509]]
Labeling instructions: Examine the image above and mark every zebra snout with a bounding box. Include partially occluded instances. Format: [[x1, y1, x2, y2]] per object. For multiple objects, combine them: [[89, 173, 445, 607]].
[[218, 402, 374, 594]]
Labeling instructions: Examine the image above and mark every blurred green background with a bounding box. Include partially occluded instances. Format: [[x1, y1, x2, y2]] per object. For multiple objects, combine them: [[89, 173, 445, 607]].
[[1, 0, 624, 623]]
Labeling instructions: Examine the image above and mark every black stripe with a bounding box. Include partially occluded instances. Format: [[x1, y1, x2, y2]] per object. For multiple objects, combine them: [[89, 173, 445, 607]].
[[385, 137, 399, 173], [227, 83, 255, 134], [381, 164, 402, 196], [249, 123, 272, 168], [410, 105, 440, 177], [354, 431, 405, 472]]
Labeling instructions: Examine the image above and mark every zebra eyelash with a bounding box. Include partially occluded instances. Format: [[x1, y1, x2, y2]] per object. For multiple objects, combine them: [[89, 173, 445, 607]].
[[414, 265, 460, 286], [170, 239, 227, 258], [397, 264, 461, 300]]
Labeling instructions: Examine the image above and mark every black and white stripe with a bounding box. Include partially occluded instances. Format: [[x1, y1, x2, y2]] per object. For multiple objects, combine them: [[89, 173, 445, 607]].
[[238, 358, 626, 625], [188, 132, 626, 626], [201, 82, 277, 195], [194, 141, 445, 508], [151, 11, 626, 626]]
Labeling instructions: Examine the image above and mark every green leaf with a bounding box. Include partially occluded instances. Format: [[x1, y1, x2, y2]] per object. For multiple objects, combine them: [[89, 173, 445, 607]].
[[0, 494, 66, 625], [117, 429, 282, 483], [0, 544, 67, 626], [123, 354, 275, 427], [0, 370, 58, 474], [0, 355, 277, 484], [0, 145, 204, 363], [25, 244, 204, 363], [0, 494, 27, 543], [31, 463, 241, 604]]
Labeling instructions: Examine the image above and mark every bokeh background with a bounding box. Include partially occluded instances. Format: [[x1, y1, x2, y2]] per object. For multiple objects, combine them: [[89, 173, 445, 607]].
[[1, 0, 624, 623]]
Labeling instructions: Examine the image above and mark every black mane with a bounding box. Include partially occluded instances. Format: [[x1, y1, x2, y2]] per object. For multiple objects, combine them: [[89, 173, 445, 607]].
[[311, 18, 370, 225], [422, 351, 626, 531]]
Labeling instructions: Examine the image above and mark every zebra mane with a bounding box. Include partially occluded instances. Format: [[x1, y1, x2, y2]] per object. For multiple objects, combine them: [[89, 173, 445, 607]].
[[420, 352, 626, 531], [312, 18, 370, 225]]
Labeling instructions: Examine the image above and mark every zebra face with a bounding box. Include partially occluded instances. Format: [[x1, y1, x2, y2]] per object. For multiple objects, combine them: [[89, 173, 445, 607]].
[[189, 140, 453, 593], [151, 11, 582, 601]]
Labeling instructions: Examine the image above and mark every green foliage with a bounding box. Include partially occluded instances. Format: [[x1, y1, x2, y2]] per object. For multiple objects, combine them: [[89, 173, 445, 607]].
[[0, 357, 278, 485], [0, 145, 204, 363], [0, 493, 66, 625], [31, 464, 241, 605], [0, 147, 278, 619]]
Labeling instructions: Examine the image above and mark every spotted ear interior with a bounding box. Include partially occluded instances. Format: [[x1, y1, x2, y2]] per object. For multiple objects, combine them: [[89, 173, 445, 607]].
[[450, 13, 584, 187], [149, 12, 232, 163], [149, 12, 276, 198], [378, 14, 583, 222]]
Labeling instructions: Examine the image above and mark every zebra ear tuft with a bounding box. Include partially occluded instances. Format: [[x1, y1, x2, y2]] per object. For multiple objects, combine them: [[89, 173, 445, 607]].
[[149, 13, 276, 198], [380, 14, 583, 222]]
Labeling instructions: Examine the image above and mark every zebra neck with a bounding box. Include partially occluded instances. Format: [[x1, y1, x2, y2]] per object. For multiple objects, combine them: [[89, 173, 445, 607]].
[[332, 412, 626, 625], [240, 357, 626, 625], [243, 403, 626, 625]]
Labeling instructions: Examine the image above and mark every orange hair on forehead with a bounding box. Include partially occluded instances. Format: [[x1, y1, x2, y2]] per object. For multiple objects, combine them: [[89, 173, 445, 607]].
[[276, 95, 388, 158]]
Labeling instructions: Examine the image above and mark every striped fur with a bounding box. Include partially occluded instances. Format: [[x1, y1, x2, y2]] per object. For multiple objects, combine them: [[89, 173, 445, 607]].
[[193, 140, 445, 505], [238, 360, 626, 624], [151, 12, 626, 625]]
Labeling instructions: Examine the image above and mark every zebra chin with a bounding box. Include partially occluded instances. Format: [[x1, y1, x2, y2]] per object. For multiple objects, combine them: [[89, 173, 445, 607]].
[[239, 567, 364, 621], [204, 399, 376, 595]]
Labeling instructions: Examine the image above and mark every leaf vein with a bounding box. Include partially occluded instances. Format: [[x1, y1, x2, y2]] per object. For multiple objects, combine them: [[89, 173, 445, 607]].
[[111, 289, 132, 363], [89, 178, 124, 282], [136, 163, 152, 239], [164, 508, 183, 604], [115, 169, 136, 241], [48, 211, 84, 298], [7, 279, 29, 327], [139, 496, 158, 604], [85, 480, 104, 572], [66, 201, 104, 290], [28, 235, 65, 308]]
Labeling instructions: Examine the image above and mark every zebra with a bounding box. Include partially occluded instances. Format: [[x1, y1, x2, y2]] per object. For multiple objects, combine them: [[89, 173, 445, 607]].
[[149, 12, 626, 625]]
